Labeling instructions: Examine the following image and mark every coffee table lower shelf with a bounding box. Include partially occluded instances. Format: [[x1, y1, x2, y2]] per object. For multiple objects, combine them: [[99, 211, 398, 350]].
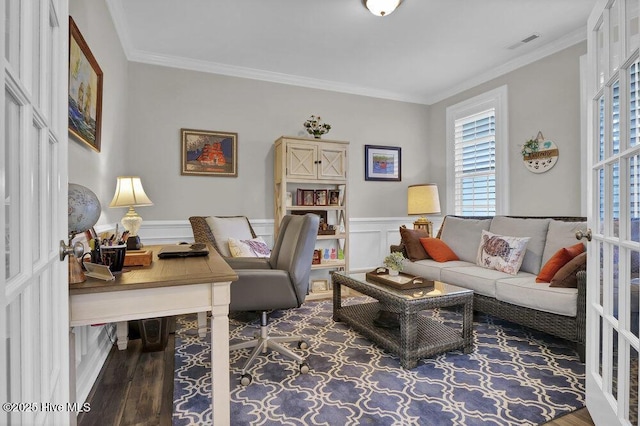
[[334, 302, 466, 369]]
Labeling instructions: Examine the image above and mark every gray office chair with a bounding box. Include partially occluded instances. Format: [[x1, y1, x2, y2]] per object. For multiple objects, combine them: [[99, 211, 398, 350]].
[[228, 213, 319, 385]]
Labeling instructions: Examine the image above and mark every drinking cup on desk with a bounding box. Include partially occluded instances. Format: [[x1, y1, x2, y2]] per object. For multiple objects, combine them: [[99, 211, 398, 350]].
[[100, 244, 126, 273]]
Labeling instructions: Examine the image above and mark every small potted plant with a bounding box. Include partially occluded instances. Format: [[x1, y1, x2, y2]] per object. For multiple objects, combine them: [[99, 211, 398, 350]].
[[303, 115, 331, 139], [383, 252, 405, 276]]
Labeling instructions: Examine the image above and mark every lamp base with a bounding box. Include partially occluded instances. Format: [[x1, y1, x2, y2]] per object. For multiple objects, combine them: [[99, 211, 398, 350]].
[[126, 235, 142, 250], [413, 217, 433, 237]]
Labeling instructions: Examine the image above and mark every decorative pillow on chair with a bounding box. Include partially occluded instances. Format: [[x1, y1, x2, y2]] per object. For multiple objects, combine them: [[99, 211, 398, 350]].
[[536, 242, 584, 283], [399, 226, 430, 261], [476, 230, 530, 275], [419, 238, 459, 262], [228, 237, 271, 258]]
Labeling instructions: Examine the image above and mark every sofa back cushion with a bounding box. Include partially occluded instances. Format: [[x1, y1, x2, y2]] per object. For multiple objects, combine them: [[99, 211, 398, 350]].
[[541, 220, 587, 266], [440, 216, 492, 263], [489, 216, 550, 274]]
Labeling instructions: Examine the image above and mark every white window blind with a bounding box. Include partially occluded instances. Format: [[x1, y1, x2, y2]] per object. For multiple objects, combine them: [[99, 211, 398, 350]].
[[453, 109, 496, 215]]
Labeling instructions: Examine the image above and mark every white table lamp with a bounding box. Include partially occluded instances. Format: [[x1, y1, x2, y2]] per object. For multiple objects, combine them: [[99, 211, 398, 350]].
[[407, 184, 441, 236], [109, 176, 153, 249]]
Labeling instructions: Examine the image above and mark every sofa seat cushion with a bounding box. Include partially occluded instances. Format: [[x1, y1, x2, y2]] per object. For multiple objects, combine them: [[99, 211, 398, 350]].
[[401, 259, 471, 282], [495, 277, 578, 317], [440, 265, 529, 298], [489, 216, 550, 275], [440, 216, 492, 263]]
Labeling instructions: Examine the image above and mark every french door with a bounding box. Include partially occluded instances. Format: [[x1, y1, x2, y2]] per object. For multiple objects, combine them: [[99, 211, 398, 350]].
[[2, 0, 70, 425], [587, 0, 640, 424]]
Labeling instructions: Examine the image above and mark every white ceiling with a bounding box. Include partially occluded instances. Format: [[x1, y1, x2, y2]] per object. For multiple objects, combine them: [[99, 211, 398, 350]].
[[106, 0, 596, 105]]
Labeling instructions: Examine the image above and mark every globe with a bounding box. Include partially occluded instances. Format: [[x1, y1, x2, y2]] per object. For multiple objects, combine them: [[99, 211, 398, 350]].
[[68, 183, 101, 235]]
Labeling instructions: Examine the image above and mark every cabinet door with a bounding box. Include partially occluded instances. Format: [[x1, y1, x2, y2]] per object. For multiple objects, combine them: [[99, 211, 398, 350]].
[[318, 145, 347, 180], [287, 143, 317, 179]]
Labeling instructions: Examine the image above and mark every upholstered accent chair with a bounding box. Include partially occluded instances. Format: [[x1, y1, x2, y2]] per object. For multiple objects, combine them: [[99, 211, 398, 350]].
[[228, 213, 319, 385]]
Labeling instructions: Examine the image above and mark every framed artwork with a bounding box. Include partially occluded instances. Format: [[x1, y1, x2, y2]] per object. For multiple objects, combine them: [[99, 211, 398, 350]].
[[310, 279, 329, 292], [181, 128, 238, 177], [315, 190, 328, 206], [68, 17, 103, 152], [365, 145, 401, 181], [328, 190, 340, 206], [301, 190, 315, 206]]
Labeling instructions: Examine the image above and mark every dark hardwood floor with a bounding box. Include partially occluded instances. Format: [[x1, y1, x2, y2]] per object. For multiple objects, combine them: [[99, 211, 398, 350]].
[[78, 316, 595, 426], [77, 318, 176, 426]]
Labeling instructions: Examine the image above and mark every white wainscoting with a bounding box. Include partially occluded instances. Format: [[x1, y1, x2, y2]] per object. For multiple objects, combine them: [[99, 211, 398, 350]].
[[139, 216, 445, 272], [76, 216, 444, 402]]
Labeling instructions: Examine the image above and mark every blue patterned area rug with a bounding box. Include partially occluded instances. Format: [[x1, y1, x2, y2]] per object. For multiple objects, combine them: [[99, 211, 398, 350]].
[[172, 298, 585, 425]]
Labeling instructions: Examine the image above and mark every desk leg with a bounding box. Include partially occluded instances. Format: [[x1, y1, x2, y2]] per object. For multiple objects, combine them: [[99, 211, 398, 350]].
[[197, 311, 207, 338], [116, 321, 128, 350], [210, 281, 231, 426]]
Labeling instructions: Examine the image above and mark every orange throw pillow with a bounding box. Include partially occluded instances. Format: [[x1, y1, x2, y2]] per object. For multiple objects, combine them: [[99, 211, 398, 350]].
[[536, 242, 584, 283], [419, 238, 459, 263]]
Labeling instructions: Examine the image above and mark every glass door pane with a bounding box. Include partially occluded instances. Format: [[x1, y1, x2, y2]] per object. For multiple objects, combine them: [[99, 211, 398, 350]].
[[4, 89, 21, 280]]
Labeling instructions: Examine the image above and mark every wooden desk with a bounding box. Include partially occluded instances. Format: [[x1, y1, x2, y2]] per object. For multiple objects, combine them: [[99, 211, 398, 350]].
[[69, 245, 237, 426]]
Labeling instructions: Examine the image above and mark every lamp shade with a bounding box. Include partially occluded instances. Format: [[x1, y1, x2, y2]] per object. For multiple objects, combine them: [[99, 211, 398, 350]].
[[407, 184, 441, 215], [109, 176, 153, 208], [363, 0, 403, 16]]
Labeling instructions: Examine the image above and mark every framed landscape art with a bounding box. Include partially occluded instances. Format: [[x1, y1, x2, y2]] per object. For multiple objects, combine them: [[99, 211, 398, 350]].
[[365, 145, 401, 181], [181, 128, 238, 177], [68, 17, 103, 152]]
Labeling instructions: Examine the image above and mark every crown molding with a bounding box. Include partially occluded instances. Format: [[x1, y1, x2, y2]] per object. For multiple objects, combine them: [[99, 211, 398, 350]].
[[107, 0, 586, 107], [126, 49, 431, 105], [425, 27, 587, 105]]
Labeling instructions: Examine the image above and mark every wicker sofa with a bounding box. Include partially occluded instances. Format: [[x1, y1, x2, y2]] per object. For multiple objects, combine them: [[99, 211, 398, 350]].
[[393, 215, 587, 361]]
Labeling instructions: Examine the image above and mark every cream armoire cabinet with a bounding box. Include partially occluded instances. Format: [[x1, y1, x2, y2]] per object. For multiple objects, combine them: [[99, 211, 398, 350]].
[[274, 136, 349, 296]]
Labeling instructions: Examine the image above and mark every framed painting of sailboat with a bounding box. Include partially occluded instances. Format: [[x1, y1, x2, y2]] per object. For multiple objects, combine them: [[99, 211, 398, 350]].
[[181, 128, 238, 177], [68, 17, 103, 152]]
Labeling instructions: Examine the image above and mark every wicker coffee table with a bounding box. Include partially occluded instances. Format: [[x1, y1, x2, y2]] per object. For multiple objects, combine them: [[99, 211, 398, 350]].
[[331, 271, 474, 369]]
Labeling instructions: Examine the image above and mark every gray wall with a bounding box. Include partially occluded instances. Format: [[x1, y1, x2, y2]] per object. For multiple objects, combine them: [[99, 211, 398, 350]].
[[428, 42, 586, 216], [126, 63, 430, 220], [69, 0, 130, 226], [68, 0, 586, 222]]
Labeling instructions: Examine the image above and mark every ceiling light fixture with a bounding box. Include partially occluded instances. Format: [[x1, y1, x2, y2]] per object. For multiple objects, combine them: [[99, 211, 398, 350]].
[[363, 0, 403, 17]]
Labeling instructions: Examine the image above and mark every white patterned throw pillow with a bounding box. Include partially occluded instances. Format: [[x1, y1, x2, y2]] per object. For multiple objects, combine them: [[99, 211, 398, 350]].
[[476, 230, 530, 275], [228, 237, 271, 258]]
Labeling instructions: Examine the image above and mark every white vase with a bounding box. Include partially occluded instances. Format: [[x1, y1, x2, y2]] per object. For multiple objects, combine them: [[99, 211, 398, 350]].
[[388, 269, 399, 276]]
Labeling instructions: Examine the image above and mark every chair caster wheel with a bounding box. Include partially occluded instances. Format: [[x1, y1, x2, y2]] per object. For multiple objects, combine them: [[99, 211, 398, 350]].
[[240, 374, 252, 386], [299, 362, 310, 374], [298, 341, 308, 350]]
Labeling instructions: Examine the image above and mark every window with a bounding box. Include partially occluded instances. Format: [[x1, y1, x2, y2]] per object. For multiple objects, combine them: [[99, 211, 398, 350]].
[[446, 86, 508, 216]]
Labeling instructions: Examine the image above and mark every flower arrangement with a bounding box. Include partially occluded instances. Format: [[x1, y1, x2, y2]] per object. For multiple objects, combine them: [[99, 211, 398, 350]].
[[383, 252, 405, 272], [303, 115, 331, 138]]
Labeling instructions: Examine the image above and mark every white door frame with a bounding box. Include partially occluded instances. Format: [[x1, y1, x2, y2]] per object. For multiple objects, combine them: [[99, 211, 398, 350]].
[[586, 0, 640, 424], [2, 0, 70, 424]]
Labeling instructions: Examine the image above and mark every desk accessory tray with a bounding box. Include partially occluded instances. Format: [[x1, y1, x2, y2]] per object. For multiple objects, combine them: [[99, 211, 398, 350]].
[[124, 250, 153, 266], [365, 268, 432, 290]]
